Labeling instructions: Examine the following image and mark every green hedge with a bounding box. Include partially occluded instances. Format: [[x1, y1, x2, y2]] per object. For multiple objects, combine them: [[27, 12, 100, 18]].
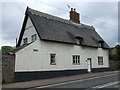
[[109, 54, 120, 61]]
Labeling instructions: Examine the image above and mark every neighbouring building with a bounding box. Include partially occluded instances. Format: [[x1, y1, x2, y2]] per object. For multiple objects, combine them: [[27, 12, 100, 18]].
[[109, 45, 120, 55], [109, 45, 120, 70], [109, 47, 117, 55], [12, 7, 110, 81]]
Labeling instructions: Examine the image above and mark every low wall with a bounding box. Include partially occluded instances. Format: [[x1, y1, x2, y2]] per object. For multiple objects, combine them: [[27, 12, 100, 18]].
[[110, 60, 120, 70], [2, 53, 15, 83]]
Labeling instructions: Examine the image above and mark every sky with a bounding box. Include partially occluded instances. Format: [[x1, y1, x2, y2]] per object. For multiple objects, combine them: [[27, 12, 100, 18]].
[[0, 0, 119, 48]]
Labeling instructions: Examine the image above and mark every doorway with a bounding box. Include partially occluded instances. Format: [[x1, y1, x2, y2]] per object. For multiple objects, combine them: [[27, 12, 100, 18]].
[[87, 58, 92, 72]]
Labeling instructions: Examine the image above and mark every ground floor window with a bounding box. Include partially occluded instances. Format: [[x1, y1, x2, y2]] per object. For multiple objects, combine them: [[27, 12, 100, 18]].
[[50, 54, 56, 65], [98, 56, 103, 65], [72, 55, 80, 65]]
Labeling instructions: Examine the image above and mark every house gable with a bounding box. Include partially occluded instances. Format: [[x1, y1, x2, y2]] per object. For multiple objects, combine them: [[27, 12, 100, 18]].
[[18, 15, 39, 46]]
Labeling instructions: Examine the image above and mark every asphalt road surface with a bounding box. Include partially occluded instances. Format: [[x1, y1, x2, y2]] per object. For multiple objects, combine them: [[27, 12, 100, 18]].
[[30, 73, 120, 89]]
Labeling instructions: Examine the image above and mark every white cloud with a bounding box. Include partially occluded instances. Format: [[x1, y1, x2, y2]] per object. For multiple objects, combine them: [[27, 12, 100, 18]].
[[1, 0, 119, 2], [0, 3, 2, 48]]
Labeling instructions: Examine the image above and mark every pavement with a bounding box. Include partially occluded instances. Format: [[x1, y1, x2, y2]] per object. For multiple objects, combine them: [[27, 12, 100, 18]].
[[2, 71, 119, 89]]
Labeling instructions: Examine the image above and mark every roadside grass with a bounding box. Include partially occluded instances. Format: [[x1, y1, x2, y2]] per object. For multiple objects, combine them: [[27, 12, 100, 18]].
[[111, 68, 120, 71], [2, 78, 16, 84]]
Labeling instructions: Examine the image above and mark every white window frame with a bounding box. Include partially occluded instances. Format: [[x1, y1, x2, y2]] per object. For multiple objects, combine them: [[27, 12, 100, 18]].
[[72, 55, 80, 65], [98, 56, 103, 65], [31, 34, 37, 42], [50, 54, 56, 65]]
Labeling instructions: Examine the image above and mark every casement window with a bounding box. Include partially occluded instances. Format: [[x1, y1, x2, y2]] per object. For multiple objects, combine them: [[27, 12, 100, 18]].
[[75, 36, 83, 45], [75, 39, 81, 45], [50, 54, 56, 65], [72, 55, 80, 65], [99, 41, 104, 48], [98, 56, 103, 65], [31, 34, 37, 42], [23, 38, 28, 45]]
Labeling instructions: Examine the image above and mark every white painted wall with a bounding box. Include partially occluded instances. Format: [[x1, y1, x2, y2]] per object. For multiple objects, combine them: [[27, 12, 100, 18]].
[[20, 17, 38, 46], [15, 16, 109, 72]]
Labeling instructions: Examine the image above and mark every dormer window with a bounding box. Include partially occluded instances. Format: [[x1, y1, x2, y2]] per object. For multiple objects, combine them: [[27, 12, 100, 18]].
[[99, 41, 104, 48], [75, 36, 83, 45], [99, 43, 102, 47], [75, 38, 81, 45]]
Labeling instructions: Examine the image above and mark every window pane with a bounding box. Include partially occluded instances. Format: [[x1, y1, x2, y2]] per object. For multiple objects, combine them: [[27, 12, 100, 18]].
[[75, 56, 77, 64], [75, 39, 80, 45], [98, 56, 103, 65], [23, 38, 28, 45], [32, 34, 37, 42], [73, 59, 75, 64], [78, 56, 80, 64], [73, 55, 80, 65], [78, 59, 80, 64], [50, 54, 56, 65]]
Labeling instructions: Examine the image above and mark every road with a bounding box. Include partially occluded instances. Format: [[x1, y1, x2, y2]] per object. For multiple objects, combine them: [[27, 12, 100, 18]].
[[30, 73, 119, 89]]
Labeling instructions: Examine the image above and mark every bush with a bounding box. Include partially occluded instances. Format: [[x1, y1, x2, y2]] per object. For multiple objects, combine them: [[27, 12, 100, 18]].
[[109, 54, 120, 61], [1, 46, 13, 53]]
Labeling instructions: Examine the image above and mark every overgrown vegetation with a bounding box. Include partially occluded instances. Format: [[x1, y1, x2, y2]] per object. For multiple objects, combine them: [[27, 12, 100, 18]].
[[2, 78, 16, 84], [0, 46, 13, 53], [109, 45, 120, 71], [111, 68, 120, 71], [109, 54, 120, 61], [109, 45, 120, 61]]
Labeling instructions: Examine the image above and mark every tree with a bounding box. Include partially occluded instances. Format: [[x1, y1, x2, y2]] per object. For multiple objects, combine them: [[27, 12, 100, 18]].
[[109, 45, 120, 61], [1, 46, 13, 53]]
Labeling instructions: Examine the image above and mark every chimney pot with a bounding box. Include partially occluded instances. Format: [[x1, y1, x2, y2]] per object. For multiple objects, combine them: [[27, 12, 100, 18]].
[[69, 8, 80, 24], [74, 8, 76, 12], [71, 8, 73, 11]]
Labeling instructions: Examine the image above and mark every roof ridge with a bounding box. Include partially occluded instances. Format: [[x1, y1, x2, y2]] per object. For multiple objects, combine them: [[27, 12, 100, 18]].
[[26, 7, 94, 30], [27, 7, 71, 25]]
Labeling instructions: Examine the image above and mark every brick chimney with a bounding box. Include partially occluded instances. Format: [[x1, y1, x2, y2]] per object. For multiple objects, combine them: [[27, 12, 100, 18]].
[[70, 8, 80, 24]]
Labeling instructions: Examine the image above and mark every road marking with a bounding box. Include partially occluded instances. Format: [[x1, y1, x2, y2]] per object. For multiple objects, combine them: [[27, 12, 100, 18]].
[[92, 81, 118, 88], [29, 73, 118, 89]]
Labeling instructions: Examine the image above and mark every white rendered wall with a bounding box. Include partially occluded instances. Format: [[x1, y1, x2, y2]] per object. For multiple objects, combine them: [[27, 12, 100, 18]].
[[15, 17, 109, 72], [20, 17, 38, 46]]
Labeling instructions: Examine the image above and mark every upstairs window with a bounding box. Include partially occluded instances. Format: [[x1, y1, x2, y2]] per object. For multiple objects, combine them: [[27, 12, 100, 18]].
[[23, 38, 28, 45], [72, 55, 80, 65], [75, 36, 83, 45], [31, 34, 37, 42], [50, 54, 56, 65], [99, 43, 102, 47], [75, 39, 81, 45], [98, 56, 103, 65], [99, 41, 104, 48]]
